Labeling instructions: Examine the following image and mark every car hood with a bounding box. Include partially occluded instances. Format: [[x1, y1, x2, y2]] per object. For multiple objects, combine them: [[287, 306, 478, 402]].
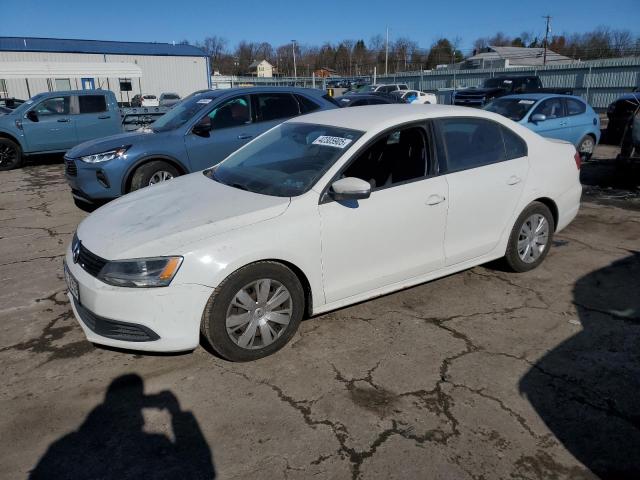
[[66, 130, 158, 158], [76, 173, 290, 259]]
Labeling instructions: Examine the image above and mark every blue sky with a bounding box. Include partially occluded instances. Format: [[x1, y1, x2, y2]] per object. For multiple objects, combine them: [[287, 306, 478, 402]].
[[3, 0, 638, 53]]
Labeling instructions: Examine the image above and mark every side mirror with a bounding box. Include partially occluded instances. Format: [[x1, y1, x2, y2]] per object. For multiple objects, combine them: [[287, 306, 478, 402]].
[[530, 113, 546, 123], [192, 117, 211, 137], [26, 110, 39, 122], [330, 177, 371, 201]]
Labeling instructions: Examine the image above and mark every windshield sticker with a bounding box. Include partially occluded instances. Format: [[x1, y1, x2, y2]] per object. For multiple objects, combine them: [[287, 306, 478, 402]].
[[196, 98, 212, 104], [503, 80, 513, 84], [518, 100, 535, 105], [312, 135, 353, 148]]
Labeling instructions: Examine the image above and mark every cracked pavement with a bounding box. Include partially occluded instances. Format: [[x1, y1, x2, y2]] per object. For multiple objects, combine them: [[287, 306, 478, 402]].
[[1, 147, 639, 479]]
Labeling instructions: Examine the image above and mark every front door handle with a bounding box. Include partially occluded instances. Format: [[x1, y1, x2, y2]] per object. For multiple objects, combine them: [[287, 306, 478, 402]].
[[507, 175, 522, 185], [426, 194, 446, 206], [237, 134, 253, 140], [57, 118, 70, 123]]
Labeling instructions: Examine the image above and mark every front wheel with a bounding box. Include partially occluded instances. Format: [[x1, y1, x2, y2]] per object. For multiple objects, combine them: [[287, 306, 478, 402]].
[[201, 262, 305, 361], [504, 202, 555, 272], [129, 160, 179, 192], [0, 138, 23, 171]]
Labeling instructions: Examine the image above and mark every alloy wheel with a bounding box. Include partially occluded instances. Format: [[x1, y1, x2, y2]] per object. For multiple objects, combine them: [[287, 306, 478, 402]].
[[517, 214, 550, 263]]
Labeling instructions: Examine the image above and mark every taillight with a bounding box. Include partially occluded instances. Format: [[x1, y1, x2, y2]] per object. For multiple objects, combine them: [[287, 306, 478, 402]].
[[574, 151, 581, 170]]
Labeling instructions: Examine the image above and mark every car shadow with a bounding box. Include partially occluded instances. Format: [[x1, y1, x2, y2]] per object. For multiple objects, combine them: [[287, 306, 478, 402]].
[[519, 252, 640, 478], [23, 152, 65, 168], [29, 374, 216, 479]]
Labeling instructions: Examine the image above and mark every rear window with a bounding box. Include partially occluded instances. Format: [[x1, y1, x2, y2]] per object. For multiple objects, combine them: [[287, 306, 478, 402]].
[[78, 95, 107, 114], [566, 98, 586, 116]]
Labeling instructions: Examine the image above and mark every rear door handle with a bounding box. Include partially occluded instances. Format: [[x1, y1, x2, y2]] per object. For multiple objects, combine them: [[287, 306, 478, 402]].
[[507, 175, 522, 185], [237, 134, 253, 140], [98, 115, 111, 119], [57, 118, 70, 123], [426, 194, 446, 206]]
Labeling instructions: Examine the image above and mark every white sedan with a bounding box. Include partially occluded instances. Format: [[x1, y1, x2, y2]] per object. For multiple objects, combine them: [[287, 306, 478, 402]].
[[64, 105, 581, 361], [391, 89, 438, 104]]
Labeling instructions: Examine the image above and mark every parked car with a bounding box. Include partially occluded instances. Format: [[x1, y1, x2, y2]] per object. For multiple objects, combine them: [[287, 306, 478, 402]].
[[334, 93, 405, 107], [606, 92, 640, 144], [350, 83, 409, 95], [391, 90, 438, 104], [159, 92, 181, 107], [0, 90, 122, 170], [63, 105, 581, 360], [454, 75, 573, 108], [64, 87, 338, 208], [484, 93, 600, 159], [0, 97, 25, 109], [131, 94, 160, 107]]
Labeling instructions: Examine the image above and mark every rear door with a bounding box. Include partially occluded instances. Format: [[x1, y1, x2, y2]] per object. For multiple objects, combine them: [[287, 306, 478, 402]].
[[251, 92, 301, 134], [75, 94, 119, 143], [22, 95, 77, 152], [437, 117, 529, 265], [563, 97, 590, 145]]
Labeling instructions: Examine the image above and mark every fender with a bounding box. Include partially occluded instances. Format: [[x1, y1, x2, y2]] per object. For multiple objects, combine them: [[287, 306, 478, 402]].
[[0, 128, 25, 151], [120, 154, 189, 193]]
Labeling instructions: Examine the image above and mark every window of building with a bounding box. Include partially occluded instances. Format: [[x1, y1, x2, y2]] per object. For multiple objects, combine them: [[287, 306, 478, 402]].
[[54, 78, 71, 91]]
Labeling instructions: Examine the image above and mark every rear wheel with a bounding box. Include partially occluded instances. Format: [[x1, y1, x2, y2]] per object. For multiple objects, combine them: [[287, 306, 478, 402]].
[[504, 202, 555, 272], [129, 160, 179, 192], [0, 138, 23, 171], [577, 135, 596, 161], [201, 261, 305, 361]]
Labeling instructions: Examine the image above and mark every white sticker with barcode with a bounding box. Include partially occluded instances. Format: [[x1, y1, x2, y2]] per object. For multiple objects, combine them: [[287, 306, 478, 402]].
[[518, 100, 535, 104], [312, 136, 352, 148], [196, 98, 212, 104]]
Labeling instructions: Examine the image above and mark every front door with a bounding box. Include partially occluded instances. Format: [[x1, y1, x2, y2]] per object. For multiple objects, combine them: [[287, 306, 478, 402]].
[[527, 97, 568, 141], [22, 95, 77, 152], [437, 117, 529, 265], [318, 124, 448, 304]]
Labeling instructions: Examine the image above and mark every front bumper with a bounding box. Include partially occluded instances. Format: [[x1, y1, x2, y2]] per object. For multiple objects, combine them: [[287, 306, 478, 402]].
[[64, 246, 213, 352], [64, 156, 123, 203]]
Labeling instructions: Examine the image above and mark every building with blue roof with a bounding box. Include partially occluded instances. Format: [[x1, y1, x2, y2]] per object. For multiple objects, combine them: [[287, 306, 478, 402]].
[[0, 37, 209, 103]]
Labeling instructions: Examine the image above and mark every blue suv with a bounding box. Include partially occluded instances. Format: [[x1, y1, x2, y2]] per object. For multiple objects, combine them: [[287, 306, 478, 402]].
[[64, 87, 338, 208]]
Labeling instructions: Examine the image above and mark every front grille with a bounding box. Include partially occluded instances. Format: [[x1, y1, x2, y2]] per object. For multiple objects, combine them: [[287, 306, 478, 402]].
[[74, 299, 160, 342], [65, 158, 78, 176], [454, 92, 486, 106], [77, 243, 108, 277]]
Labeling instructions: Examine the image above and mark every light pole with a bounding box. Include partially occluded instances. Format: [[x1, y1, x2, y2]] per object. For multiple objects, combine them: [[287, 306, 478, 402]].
[[291, 40, 297, 78]]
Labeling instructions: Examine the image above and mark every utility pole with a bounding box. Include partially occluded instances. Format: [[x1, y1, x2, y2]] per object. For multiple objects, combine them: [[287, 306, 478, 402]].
[[542, 15, 551, 66], [385, 27, 389, 76], [291, 40, 297, 78]]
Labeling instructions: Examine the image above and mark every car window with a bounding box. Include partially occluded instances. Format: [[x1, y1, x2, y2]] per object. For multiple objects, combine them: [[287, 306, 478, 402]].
[[501, 126, 528, 159], [438, 118, 506, 171], [566, 98, 586, 116], [341, 126, 429, 189], [254, 93, 300, 122], [207, 96, 250, 130], [295, 94, 321, 114], [399, 84, 408, 90], [34, 97, 70, 116], [533, 97, 565, 119], [143, 95, 157, 100], [78, 95, 107, 114], [484, 98, 535, 121]]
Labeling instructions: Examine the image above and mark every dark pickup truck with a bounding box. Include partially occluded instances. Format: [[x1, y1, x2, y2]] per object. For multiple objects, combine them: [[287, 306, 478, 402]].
[[453, 76, 572, 107]]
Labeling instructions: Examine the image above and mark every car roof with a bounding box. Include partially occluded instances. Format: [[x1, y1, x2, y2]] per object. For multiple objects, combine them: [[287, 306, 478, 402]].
[[290, 104, 509, 131], [196, 86, 329, 99]]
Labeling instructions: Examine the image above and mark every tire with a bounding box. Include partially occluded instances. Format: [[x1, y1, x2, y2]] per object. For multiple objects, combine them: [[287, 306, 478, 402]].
[[129, 160, 179, 192], [577, 134, 596, 161], [504, 202, 555, 273], [201, 261, 305, 361], [0, 138, 23, 171]]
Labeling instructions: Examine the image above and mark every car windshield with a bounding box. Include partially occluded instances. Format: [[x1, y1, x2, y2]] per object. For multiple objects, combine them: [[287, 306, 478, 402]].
[[484, 98, 536, 121], [151, 96, 213, 132], [483, 78, 512, 89], [205, 122, 364, 197]]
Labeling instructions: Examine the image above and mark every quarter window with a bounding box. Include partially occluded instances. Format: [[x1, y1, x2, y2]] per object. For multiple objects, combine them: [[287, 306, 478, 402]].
[[254, 93, 300, 122], [342, 126, 429, 189], [438, 118, 506, 171], [501, 126, 528, 159], [78, 95, 107, 114], [533, 97, 565, 119], [566, 98, 586, 116]]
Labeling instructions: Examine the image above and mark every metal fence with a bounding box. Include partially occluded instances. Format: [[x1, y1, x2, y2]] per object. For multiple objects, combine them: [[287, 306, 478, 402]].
[[213, 57, 640, 111]]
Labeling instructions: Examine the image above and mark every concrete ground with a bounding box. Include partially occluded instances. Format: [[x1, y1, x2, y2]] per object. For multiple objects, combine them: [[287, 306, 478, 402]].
[[1, 146, 639, 479]]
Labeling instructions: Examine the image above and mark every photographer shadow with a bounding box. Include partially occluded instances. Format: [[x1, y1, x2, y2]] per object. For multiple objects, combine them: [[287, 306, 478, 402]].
[[30, 374, 215, 480], [519, 252, 640, 478]]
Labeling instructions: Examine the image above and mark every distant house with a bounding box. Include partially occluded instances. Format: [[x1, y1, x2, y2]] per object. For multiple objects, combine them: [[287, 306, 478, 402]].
[[248, 59, 273, 78], [463, 46, 574, 69], [314, 67, 337, 78]]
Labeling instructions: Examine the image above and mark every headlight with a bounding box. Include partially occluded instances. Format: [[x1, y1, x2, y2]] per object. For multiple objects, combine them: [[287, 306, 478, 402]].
[[80, 146, 129, 164], [98, 256, 183, 287]]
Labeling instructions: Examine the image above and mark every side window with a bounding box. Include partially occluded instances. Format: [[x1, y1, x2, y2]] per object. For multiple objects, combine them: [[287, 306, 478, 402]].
[[565, 98, 586, 116], [501, 126, 528, 160], [78, 95, 107, 114], [295, 94, 321, 114], [34, 97, 70, 116], [533, 98, 565, 119], [208, 96, 250, 130], [341, 126, 429, 189], [254, 93, 300, 122], [438, 118, 506, 171]]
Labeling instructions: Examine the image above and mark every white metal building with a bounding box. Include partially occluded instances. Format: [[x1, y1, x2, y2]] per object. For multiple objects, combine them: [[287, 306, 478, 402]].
[[0, 37, 209, 104]]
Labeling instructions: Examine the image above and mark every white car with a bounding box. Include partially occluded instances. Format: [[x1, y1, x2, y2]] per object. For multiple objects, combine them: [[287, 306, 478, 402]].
[[140, 95, 159, 107], [392, 89, 438, 104], [64, 105, 581, 361]]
